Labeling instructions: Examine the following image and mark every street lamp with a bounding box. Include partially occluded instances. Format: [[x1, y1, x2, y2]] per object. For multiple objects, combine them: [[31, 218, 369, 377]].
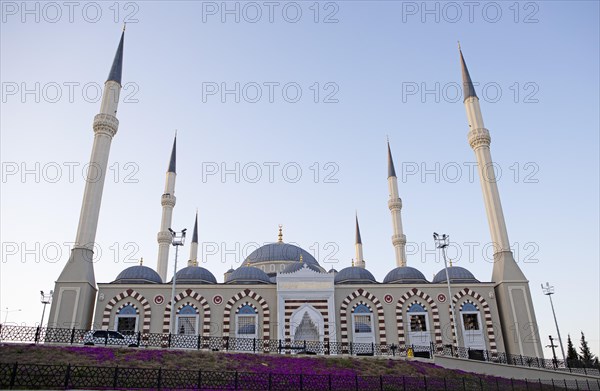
[[546, 335, 559, 369], [168, 227, 186, 334], [434, 232, 458, 349], [40, 290, 53, 327], [3, 307, 22, 324], [542, 282, 566, 363]]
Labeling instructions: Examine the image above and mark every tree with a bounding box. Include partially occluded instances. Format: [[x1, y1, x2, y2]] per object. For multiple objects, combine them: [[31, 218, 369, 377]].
[[567, 334, 579, 361], [579, 331, 596, 364]]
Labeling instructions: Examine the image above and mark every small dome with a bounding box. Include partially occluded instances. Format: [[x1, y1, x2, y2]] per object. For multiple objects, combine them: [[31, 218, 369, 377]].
[[226, 266, 272, 284], [433, 266, 479, 284], [245, 243, 319, 266], [281, 263, 323, 274], [172, 266, 216, 284], [383, 266, 428, 284], [334, 267, 377, 284], [113, 265, 163, 284], [328, 267, 338, 274]]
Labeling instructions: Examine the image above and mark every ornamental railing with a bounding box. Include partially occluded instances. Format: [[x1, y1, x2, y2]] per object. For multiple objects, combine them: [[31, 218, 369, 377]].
[[1, 324, 599, 377], [0, 362, 597, 390]]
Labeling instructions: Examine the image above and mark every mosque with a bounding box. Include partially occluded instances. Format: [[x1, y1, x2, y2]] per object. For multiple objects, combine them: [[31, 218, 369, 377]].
[[47, 30, 544, 359]]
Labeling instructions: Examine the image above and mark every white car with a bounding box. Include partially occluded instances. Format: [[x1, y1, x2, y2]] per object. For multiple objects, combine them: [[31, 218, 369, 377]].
[[82, 330, 139, 347]]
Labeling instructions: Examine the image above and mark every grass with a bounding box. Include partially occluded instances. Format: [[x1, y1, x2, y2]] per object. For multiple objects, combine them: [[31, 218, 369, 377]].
[[0, 343, 564, 390]]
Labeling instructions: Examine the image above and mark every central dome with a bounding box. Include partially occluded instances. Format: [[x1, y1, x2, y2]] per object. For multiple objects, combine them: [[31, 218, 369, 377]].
[[245, 242, 319, 265]]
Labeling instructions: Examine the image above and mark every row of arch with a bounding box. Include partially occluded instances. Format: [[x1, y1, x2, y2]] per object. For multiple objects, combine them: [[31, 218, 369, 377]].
[[101, 287, 496, 354]]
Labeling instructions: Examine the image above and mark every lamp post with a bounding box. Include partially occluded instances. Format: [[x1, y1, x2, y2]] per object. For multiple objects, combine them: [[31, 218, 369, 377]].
[[3, 307, 22, 324], [434, 232, 458, 349], [546, 335, 559, 369], [40, 290, 53, 327], [542, 282, 566, 362], [168, 227, 186, 334]]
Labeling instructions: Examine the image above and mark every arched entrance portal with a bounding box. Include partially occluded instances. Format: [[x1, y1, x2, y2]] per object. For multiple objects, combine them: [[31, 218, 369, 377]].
[[289, 304, 324, 354]]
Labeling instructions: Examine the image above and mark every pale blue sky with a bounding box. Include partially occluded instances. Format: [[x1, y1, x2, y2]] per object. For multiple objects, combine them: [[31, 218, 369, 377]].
[[1, 1, 599, 358]]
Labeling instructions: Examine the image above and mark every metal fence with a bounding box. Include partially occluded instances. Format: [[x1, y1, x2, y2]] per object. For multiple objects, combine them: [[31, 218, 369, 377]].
[[1, 324, 599, 378], [1, 362, 598, 390]]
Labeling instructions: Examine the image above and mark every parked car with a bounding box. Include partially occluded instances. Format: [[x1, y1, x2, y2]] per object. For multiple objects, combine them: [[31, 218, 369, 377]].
[[82, 330, 138, 347]]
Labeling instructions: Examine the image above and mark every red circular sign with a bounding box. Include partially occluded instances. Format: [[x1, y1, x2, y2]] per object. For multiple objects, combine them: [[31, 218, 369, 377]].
[[437, 293, 446, 303], [213, 295, 223, 305], [154, 295, 164, 305], [384, 294, 394, 304]]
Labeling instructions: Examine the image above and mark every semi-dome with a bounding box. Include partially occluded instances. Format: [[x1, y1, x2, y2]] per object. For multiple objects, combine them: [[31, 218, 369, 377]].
[[383, 266, 428, 284], [226, 266, 272, 284], [433, 266, 479, 284], [112, 265, 163, 284], [281, 262, 323, 274], [334, 266, 377, 284], [245, 242, 319, 266], [171, 266, 217, 284]]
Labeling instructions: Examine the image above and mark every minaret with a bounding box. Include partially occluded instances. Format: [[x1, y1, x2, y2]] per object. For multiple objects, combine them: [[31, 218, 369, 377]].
[[354, 214, 365, 268], [187, 211, 199, 266], [156, 135, 177, 281], [48, 30, 125, 329], [387, 141, 407, 267], [460, 45, 542, 357]]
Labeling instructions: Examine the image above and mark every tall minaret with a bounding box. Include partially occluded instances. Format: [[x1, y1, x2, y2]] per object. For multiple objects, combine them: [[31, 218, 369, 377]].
[[156, 135, 177, 281], [187, 211, 199, 267], [354, 214, 365, 268], [460, 45, 542, 357], [48, 30, 125, 329], [387, 141, 407, 267]]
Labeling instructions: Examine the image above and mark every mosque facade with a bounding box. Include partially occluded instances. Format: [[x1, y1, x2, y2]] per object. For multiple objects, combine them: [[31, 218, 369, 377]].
[[47, 31, 544, 359]]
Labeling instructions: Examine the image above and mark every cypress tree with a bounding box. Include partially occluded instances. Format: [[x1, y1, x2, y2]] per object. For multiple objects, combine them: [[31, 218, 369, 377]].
[[579, 331, 596, 364]]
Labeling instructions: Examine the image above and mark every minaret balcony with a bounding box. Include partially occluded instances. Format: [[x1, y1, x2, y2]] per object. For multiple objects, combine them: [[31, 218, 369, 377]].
[[388, 198, 402, 211], [161, 193, 176, 207], [468, 127, 491, 149], [93, 113, 119, 138], [392, 234, 407, 246]]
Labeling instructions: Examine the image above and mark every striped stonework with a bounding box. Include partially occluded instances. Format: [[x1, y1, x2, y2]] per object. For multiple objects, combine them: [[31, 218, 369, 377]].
[[223, 289, 270, 351], [339, 289, 387, 348], [396, 288, 442, 350], [102, 289, 152, 333], [284, 299, 330, 345], [162, 289, 211, 337], [450, 288, 497, 356]]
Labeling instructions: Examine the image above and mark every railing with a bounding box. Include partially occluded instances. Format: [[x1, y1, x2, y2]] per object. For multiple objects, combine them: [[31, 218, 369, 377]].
[[1, 324, 599, 377], [1, 362, 598, 390]]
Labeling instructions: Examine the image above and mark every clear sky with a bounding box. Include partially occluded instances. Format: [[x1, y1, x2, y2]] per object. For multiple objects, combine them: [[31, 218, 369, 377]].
[[1, 1, 599, 359]]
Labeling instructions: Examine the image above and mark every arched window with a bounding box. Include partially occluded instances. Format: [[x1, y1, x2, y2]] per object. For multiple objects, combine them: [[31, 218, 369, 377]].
[[352, 304, 372, 333], [407, 303, 427, 332], [236, 304, 257, 338], [176, 304, 199, 335], [459, 301, 484, 350], [351, 302, 375, 345], [460, 302, 480, 331], [115, 304, 138, 335]]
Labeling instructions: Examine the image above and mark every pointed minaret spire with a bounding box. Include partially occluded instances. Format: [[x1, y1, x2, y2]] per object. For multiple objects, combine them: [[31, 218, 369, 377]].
[[107, 30, 124, 85], [354, 213, 365, 268], [156, 134, 178, 281], [188, 210, 199, 267], [460, 46, 542, 358], [387, 140, 407, 267], [355, 213, 362, 245], [49, 29, 126, 329], [387, 140, 397, 178], [168, 132, 176, 173], [458, 42, 477, 102]]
